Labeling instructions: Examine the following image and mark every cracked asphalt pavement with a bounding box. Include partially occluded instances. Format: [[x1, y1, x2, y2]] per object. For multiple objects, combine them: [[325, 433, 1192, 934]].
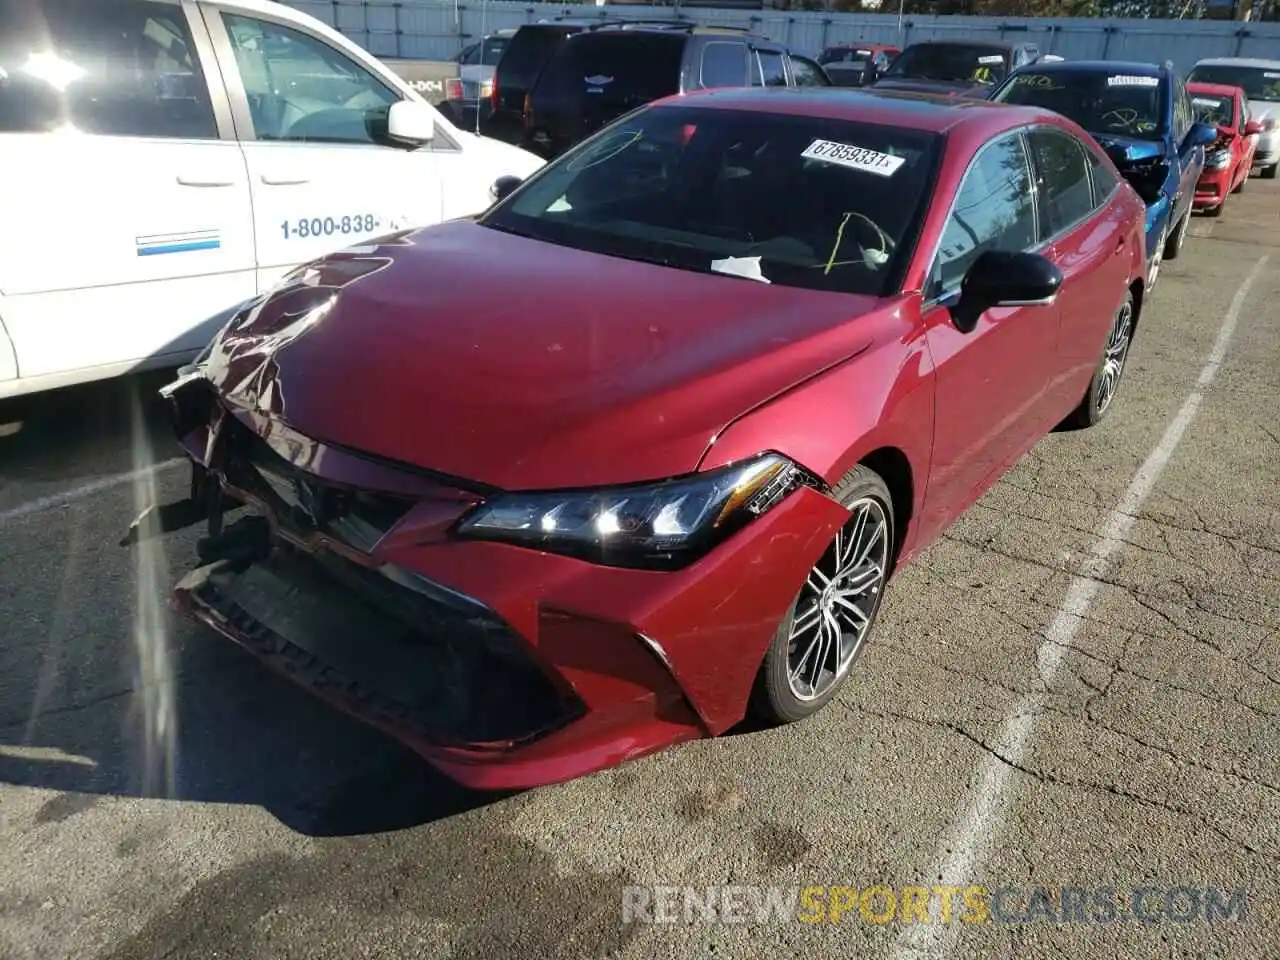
[[1, 182, 1277, 960]]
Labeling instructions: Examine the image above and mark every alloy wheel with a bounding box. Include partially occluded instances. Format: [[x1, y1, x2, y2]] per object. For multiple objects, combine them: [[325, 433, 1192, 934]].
[[786, 497, 890, 701], [1096, 300, 1133, 415]]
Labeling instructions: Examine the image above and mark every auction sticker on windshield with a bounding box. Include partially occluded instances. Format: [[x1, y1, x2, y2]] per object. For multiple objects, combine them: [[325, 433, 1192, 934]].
[[801, 140, 905, 177], [1108, 75, 1159, 87], [978, 55, 1004, 65]]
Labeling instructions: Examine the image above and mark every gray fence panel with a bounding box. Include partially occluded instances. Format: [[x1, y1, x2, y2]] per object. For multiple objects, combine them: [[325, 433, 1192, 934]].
[[284, 0, 1280, 70]]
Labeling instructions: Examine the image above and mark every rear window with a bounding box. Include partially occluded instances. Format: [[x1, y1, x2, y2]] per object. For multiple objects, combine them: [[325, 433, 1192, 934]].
[[1187, 64, 1280, 103], [498, 25, 579, 87], [481, 104, 942, 298], [538, 33, 685, 105]]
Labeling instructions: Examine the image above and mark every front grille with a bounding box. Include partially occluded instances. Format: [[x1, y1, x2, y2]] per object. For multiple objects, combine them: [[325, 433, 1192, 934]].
[[188, 518, 578, 746], [222, 417, 416, 553]]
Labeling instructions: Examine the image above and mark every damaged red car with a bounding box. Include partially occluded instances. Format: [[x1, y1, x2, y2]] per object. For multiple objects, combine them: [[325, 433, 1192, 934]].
[[1188, 81, 1262, 216], [128, 88, 1148, 790]]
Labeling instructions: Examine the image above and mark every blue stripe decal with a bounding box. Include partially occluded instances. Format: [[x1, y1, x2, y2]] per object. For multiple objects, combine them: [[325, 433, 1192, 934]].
[[137, 239, 222, 257]]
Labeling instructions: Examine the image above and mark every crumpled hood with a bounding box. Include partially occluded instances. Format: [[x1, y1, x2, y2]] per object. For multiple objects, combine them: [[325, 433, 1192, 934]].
[[201, 221, 882, 490], [1092, 132, 1165, 166], [872, 77, 992, 99]]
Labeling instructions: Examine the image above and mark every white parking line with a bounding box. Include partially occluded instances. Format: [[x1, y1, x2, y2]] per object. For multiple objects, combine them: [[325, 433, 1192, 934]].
[[889, 253, 1270, 960], [0, 459, 186, 527]]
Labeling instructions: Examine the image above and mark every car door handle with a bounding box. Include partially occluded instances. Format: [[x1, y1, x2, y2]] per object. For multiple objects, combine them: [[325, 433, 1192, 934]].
[[177, 174, 235, 187], [1115, 235, 1126, 254], [260, 173, 311, 186]]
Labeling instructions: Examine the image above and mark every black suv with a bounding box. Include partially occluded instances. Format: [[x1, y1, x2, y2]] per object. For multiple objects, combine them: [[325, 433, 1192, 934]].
[[481, 19, 626, 146], [520, 23, 831, 158]]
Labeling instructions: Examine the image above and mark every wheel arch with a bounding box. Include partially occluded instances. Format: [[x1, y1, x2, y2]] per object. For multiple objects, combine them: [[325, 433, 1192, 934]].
[[853, 446, 914, 572]]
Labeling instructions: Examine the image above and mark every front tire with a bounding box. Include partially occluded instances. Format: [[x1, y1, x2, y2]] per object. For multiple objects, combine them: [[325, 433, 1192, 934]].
[[1207, 199, 1225, 218], [1262, 163, 1278, 180], [1063, 291, 1135, 430], [750, 465, 894, 724]]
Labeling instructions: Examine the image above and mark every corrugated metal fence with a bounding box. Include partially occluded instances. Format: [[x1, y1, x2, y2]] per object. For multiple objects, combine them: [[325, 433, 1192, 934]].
[[286, 0, 1280, 66]]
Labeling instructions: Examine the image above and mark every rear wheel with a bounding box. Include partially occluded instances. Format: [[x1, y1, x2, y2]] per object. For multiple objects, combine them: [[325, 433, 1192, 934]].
[[750, 465, 894, 724], [1064, 291, 1135, 430], [1232, 169, 1246, 194]]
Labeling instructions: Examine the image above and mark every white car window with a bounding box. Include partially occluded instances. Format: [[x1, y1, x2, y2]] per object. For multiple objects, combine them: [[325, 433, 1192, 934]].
[[222, 12, 399, 145], [0, 0, 217, 139]]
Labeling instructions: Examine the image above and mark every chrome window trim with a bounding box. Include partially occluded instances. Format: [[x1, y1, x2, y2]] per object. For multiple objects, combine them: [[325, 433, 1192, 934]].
[[921, 122, 1106, 311]]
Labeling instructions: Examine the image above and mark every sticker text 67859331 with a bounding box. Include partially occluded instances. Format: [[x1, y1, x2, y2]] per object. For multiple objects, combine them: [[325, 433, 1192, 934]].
[[281, 214, 382, 240], [1107, 75, 1160, 88], [801, 139, 906, 177]]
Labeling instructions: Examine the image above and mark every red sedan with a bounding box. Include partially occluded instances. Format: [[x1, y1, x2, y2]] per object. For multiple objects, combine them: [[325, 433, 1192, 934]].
[[130, 88, 1149, 791], [1189, 81, 1262, 216]]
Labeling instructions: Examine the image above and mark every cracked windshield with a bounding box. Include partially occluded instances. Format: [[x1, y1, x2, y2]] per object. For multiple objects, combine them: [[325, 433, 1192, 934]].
[[0, 0, 1277, 957]]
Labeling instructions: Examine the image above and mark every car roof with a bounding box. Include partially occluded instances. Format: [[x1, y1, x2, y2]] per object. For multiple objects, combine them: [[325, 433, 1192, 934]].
[[1187, 81, 1243, 97], [1018, 58, 1166, 76], [578, 23, 767, 40], [1193, 56, 1280, 69], [653, 86, 1059, 135], [904, 38, 1017, 50]]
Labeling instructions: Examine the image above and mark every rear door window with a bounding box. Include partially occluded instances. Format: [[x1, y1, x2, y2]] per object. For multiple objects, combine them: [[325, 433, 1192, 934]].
[[1028, 127, 1097, 237], [0, 0, 217, 138], [755, 49, 787, 87], [699, 40, 749, 88]]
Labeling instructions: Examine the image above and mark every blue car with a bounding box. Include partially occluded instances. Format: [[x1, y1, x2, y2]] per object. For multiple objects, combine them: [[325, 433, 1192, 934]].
[[989, 59, 1219, 289]]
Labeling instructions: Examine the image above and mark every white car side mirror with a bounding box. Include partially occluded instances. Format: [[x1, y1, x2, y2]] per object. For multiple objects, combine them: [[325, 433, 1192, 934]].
[[387, 100, 435, 146]]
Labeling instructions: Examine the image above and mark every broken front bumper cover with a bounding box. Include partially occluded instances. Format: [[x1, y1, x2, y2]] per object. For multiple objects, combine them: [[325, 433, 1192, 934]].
[[128, 371, 849, 790]]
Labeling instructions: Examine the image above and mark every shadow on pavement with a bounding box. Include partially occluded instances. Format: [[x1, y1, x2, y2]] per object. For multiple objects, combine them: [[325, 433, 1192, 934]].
[[0, 583, 508, 838], [0, 369, 182, 485]]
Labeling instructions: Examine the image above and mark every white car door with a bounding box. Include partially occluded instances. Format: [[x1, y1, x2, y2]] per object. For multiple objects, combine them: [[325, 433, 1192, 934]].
[[0, 0, 256, 390], [196, 2, 448, 293]]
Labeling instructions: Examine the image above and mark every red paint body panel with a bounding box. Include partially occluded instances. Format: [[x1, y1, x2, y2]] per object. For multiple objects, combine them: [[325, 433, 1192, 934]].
[[162, 89, 1150, 790], [203, 220, 882, 491], [1187, 82, 1258, 211]]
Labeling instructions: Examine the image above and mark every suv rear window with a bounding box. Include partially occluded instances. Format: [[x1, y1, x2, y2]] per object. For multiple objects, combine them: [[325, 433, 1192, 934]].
[[538, 33, 685, 105]]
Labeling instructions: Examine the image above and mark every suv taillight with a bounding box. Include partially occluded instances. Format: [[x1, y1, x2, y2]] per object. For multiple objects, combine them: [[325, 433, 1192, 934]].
[[444, 77, 464, 101], [489, 76, 500, 116], [522, 92, 532, 125]]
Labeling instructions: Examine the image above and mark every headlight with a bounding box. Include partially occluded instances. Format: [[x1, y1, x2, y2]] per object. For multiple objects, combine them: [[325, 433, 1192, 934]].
[[1205, 148, 1231, 169], [453, 453, 821, 570]]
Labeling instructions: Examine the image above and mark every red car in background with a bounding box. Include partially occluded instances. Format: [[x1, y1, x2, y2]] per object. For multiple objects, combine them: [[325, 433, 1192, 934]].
[[1188, 81, 1262, 216], [129, 88, 1149, 791]]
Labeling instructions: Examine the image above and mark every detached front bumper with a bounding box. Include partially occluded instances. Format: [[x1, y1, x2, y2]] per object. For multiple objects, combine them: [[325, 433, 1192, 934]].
[[1194, 166, 1231, 209], [134, 374, 848, 790]]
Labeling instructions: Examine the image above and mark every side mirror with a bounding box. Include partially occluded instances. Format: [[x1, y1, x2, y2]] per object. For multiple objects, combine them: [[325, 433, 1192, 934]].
[[387, 100, 436, 146], [490, 174, 523, 203], [1188, 121, 1219, 148], [1244, 119, 1263, 136], [953, 250, 1063, 333]]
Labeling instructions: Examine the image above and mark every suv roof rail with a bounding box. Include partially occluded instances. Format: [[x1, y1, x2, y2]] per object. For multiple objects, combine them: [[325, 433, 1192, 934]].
[[698, 23, 756, 33]]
